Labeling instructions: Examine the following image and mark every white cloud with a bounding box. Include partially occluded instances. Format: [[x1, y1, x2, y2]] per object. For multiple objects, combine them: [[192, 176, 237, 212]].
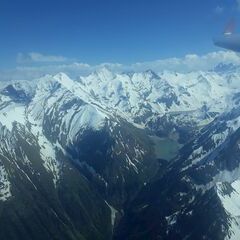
[[17, 52, 70, 63], [214, 6, 224, 14], [236, 0, 240, 9], [130, 51, 240, 72], [1, 51, 240, 81]]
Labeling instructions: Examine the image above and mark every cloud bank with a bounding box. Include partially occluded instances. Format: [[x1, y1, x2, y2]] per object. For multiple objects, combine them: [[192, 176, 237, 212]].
[[1, 51, 240, 81], [17, 52, 70, 64]]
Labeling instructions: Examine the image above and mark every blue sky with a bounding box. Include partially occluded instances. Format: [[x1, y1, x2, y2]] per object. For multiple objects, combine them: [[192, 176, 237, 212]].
[[1, 0, 240, 79]]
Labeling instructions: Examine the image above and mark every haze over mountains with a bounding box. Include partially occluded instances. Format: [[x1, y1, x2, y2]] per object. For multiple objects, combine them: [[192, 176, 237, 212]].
[[1, 63, 240, 239]]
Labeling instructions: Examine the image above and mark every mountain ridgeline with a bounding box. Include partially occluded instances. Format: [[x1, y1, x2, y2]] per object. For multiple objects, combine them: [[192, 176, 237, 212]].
[[0, 64, 240, 239]]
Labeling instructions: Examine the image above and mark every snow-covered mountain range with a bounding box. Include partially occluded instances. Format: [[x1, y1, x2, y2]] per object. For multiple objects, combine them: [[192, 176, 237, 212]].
[[1, 63, 240, 239]]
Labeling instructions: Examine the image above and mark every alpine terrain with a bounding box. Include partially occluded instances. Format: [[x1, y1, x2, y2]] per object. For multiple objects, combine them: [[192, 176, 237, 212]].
[[1, 63, 240, 239]]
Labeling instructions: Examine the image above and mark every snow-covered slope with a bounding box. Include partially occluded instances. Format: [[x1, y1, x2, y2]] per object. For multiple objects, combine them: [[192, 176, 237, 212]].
[[115, 103, 240, 240], [78, 67, 239, 125], [0, 71, 160, 240], [217, 180, 240, 240], [1, 65, 239, 137]]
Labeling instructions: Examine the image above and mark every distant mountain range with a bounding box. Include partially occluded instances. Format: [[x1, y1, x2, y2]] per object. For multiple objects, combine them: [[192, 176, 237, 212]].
[[0, 63, 240, 239]]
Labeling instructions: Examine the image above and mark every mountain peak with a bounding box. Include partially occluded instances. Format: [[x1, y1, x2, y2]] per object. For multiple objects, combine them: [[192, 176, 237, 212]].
[[143, 69, 160, 79], [213, 63, 238, 74], [54, 72, 71, 81], [92, 67, 115, 80], [52, 72, 76, 89]]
